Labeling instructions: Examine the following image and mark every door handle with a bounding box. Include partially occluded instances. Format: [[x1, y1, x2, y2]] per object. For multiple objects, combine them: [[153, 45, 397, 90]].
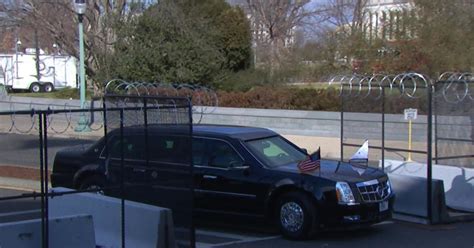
[[203, 175, 217, 179], [133, 168, 146, 172]]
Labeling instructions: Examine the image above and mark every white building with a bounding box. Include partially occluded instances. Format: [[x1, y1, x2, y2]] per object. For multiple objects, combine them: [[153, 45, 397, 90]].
[[227, 0, 297, 47], [363, 0, 415, 41]]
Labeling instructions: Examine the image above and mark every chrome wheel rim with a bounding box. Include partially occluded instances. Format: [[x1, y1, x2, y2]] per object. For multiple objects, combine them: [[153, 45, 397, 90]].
[[280, 202, 304, 233]]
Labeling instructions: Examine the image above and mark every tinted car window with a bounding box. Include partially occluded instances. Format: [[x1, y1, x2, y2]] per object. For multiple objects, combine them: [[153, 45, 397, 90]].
[[245, 136, 306, 167], [208, 140, 242, 168], [192, 138, 206, 165], [149, 136, 190, 164], [108, 135, 145, 160]]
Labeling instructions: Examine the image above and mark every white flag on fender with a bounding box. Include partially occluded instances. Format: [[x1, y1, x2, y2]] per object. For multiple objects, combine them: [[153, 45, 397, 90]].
[[349, 140, 369, 175]]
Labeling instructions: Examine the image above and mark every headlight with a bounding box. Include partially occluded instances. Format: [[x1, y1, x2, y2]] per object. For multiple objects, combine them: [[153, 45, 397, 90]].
[[336, 181, 357, 205], [386, 178, 392, 196]]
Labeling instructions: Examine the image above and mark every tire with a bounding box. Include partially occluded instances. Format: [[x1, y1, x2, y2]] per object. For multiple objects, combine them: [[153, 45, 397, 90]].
[[29, 83, 41, 93], [79, 175, 105, 195], [43, 83, 54, 93], [275, 192, 317, 240]]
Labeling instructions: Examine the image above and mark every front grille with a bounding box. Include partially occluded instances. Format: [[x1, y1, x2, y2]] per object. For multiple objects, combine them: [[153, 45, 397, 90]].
[[356, 179, 390, 203]]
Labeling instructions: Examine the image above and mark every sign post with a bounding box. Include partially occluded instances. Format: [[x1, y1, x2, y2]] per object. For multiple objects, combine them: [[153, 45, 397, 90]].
[[404, 108, 418, 161]]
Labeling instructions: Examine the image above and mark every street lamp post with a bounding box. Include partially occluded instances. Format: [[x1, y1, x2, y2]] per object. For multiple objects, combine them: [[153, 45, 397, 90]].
[[15, 40, 21, 79], [74, 0, 90, 132]]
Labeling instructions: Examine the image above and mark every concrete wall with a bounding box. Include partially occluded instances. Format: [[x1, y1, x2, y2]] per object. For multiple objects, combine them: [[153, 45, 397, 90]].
[[0, 96, 472, 164]]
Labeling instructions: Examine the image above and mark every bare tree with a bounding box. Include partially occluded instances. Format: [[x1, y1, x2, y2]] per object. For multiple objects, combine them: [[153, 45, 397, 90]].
[[315, 0, 371, 72], [245, 0, 327, 72], [325, 0, 369, 36], [2, 0, 148, 94]]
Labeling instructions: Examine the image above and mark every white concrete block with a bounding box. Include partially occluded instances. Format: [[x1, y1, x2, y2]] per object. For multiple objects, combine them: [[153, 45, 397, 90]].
[[0, 214, 95, 248], [49, 187, 176, 248], [381, 159, 474, 212]]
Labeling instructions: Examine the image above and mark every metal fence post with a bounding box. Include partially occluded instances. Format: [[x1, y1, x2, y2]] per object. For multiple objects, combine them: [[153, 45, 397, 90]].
[[434, 83, 439, 164], [382, 85, 386, 171], [143, 98, 149, 167], [119, 108, 125, 248], [340, 85, 344, 161], [43, 111, 50, 248], [38, 112, 46, 248], [188, 98, 196, 248], [427, 84, 433, 224]]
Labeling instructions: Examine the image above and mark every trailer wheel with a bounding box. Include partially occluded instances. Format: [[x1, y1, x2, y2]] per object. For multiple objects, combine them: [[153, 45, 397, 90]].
[[43, 83, 54, 93], [29, 83, 41, 93]]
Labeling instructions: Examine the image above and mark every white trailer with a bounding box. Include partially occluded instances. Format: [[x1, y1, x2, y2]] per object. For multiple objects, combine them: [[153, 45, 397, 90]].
[[0, 49, 78, 93]]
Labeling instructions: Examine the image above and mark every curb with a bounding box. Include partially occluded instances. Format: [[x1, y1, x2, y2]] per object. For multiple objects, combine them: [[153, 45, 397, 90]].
[[0, 165, 51, 181], [0, 177, 44, 192], [0, 165, 50, 192]]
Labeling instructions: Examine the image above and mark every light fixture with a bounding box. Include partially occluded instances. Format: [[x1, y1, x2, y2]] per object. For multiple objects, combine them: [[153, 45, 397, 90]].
[[73, 0, 87, 15]]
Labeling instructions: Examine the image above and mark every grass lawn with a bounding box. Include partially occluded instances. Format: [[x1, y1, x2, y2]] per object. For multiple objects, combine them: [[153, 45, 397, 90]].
[[11, 88, 94, 100]]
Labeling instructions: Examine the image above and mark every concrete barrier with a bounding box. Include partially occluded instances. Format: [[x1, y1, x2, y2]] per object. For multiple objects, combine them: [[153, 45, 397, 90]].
[[49, 187, 176, 248], [382, 159, 474, 212], [0, 210, 41, 224], [388, 174, 449, 223], [0, 214, 95, 248]]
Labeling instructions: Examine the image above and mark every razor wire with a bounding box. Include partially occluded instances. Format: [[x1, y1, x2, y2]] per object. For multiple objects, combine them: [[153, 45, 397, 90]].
[[437, 72, 474, 103], [0, 79, 214, 134], [329, 72, 436, 99], [104, 80, 218, 123], [1, 97, 99, 135], [0, 92, 193, 135], [328, 72, 473, 102]]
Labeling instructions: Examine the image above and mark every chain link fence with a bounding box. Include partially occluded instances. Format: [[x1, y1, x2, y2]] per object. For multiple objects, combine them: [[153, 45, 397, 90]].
[[0, 95, 194, 247], [330, 72, 474, 222]]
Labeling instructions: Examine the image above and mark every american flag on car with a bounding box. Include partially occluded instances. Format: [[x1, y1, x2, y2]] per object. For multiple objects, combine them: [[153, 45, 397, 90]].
[[297, 148, 321, 173]]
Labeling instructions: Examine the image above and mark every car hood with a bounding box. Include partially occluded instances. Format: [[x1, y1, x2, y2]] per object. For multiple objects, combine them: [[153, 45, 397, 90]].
[[273, 159, 385, 183], [57, 144, 91, 157]]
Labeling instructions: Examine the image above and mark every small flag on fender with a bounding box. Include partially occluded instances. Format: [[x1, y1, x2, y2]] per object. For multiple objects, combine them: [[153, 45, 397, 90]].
[[349, 140, 369, 175], [297, 148, 321, 173]]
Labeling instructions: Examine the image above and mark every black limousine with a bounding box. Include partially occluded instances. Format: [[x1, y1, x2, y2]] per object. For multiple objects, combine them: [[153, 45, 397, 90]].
[[51, 124, 394, 239]]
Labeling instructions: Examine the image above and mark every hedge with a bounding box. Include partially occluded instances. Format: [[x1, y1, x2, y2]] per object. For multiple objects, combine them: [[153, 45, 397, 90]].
[[217, 86, 429, 114]]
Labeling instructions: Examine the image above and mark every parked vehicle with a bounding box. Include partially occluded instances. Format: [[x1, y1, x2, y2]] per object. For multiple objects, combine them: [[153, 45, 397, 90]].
[[51, 124, 394, 239], [0, 49, 77, 92]]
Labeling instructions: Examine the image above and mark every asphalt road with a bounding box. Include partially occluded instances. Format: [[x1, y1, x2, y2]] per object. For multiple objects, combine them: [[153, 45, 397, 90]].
[[0, 133, 93, 168], [218, 221, 474, 248]]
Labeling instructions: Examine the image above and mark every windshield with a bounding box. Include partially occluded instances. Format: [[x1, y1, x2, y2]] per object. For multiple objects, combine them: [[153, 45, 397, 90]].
[[245, 136, 307, 168]]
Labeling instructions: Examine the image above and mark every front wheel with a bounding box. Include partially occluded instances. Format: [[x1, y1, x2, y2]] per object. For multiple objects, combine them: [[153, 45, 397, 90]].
[[79, 175, 105, 195], [276, 192, 317, 240]]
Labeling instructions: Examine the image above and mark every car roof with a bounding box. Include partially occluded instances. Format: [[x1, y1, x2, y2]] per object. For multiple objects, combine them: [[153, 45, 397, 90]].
[[193, 124, 277, 140], [114, 124, 277, 141]]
